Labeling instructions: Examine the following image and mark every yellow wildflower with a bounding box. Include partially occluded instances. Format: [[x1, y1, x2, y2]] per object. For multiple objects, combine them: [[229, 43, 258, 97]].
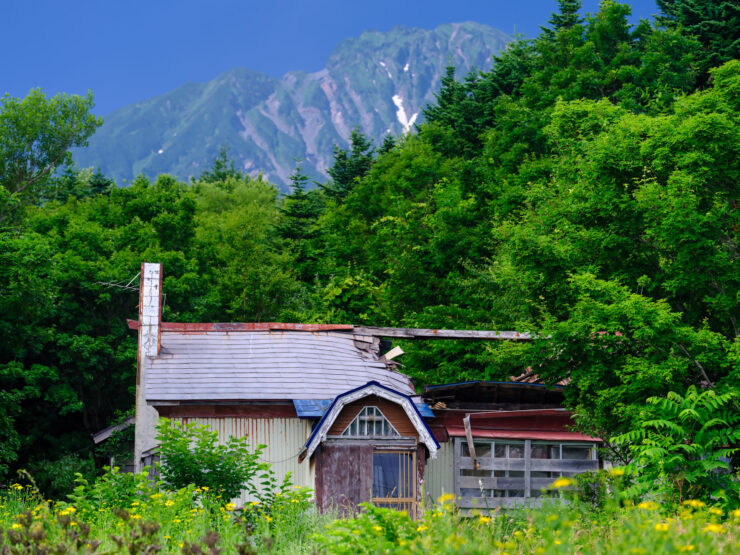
[[225, 502, 236, 511], [417, 525, 429, 531], [731, 508, 740, 519], [654, 523, 669, 532], [682, 500, 705, 509], [708, 507, 722, 516], [165, 500, 175, 507], [479, 516, 491, 524], [11, 484, 23, 491], [250, 501, 260, 506], [372, 525, 382, 532], [551, 477, 574, 489], [265, 515, 273, 522], [438, 493, 455, 504], [703, 523, 724, 534], [637, 501, 659, 511], [201, 486, 210, 492], [10, 523, 22, 530], [131, 514, 141, 520], [352, 530, 360, 535], [554, 540, 562, 545], [609, 468, 625, 477], [678, 545, 695, 552], [150, 493, 162, 500]]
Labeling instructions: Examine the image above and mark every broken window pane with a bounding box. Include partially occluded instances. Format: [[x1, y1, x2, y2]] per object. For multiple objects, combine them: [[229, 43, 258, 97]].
[[562, 446, 592, 460], [461, 441, 491, 458]]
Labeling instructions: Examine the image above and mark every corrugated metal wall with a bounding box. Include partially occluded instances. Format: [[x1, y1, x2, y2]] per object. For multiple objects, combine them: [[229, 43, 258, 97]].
[[172, 417, 314, 505], [423, 440, 454, 501]]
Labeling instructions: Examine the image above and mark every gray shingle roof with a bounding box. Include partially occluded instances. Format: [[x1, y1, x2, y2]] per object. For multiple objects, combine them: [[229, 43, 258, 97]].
[[145, 331, 416, 402]]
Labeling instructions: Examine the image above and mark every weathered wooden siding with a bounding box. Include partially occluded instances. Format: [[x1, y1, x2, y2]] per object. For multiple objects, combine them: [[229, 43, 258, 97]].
[[315, 443, 373, 515], [423, 440, 455, 501], [454, 438, 599, 509], [170, 417, 314, 505], [328, 395, 419, 437]]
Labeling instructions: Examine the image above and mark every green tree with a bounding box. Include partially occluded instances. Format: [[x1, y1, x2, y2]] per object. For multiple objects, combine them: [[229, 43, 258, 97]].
[[44, 165, 115, 202], [322, 129, 375, 201], [657, 0, 740, 81], [275, 164, 324, 283], [196, 145, 242, 184], [541, 0, 584, 39], [0, 89, 102, 219], [530, 274, 733, 460]]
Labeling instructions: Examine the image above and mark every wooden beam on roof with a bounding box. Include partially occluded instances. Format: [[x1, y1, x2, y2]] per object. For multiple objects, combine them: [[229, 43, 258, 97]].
[[126, 320, 354, 332], [350, 327, 532, 340]]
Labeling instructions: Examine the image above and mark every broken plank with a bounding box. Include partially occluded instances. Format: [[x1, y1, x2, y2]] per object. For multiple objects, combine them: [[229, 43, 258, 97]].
[[350, 327, 532, 340]]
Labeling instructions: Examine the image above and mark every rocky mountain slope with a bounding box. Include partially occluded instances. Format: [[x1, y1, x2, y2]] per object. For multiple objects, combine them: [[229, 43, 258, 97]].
[[75, 22, 509, 188]]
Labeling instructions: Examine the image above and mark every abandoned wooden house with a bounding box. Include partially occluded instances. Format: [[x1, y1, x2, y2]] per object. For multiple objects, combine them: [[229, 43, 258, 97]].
[[132, 262, 600, 513]]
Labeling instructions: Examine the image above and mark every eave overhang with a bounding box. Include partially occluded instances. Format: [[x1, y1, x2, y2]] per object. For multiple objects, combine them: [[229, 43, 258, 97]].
[[299, 381, 439, 462]]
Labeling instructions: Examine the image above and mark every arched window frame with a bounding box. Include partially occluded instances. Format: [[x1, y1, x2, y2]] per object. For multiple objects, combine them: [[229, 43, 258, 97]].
[[341, 406, 400, 438]]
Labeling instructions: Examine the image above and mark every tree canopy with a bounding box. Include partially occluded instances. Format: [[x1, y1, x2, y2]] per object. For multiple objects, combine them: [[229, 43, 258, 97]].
[[0, 89, 102, 220]]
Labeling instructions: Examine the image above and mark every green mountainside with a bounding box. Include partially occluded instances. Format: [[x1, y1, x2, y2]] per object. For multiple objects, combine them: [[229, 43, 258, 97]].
[[75, 22, 509, 187]]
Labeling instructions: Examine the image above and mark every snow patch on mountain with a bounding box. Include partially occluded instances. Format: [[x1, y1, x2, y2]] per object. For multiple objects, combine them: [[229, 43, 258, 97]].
[[392, 94, 418, 134], [378, 61, 392, 79]]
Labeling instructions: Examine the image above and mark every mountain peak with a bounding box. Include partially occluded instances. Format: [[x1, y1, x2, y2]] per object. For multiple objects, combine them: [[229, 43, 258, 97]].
[[75, 23, 510, 188]]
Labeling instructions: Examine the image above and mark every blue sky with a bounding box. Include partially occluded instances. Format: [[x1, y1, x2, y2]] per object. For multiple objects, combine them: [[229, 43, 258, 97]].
[[4, 1, 660, 115]]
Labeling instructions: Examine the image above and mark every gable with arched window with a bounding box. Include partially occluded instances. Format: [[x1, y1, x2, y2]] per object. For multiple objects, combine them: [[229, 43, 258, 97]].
[[341, 406, 400, 438]]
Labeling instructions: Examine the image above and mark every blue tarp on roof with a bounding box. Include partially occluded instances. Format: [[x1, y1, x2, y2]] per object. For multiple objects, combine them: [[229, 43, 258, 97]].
[[293, 398, 434, 419]]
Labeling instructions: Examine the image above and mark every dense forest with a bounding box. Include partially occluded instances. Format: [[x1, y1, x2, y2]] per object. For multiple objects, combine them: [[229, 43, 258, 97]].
[[1, 0, 738, 498]]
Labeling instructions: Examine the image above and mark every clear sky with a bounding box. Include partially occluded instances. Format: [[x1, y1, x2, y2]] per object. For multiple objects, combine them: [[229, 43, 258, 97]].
[[3, 0, 660, 115]]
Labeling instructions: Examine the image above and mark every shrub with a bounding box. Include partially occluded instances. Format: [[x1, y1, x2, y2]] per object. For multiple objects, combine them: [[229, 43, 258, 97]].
[[28, 453, 96, 500], [612, 386, 740, 508], [156, 419, 271, 501]]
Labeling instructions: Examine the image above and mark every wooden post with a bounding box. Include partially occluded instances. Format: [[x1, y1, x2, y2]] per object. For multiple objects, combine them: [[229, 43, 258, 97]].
[[463, 415, 479, 470], [524, 440, 531, 498]]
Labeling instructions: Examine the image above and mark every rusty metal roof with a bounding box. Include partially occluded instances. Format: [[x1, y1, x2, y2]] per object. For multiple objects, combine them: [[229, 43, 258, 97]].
[[145, 330, 416, 402]]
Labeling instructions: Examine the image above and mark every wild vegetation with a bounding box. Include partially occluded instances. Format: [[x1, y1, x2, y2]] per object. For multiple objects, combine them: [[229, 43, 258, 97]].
[[1, 472, 739, 553], [0, 0, 738, 550]]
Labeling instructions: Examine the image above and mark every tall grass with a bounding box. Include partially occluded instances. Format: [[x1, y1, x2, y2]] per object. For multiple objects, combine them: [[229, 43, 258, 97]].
[[1, 475, 739, 553]]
